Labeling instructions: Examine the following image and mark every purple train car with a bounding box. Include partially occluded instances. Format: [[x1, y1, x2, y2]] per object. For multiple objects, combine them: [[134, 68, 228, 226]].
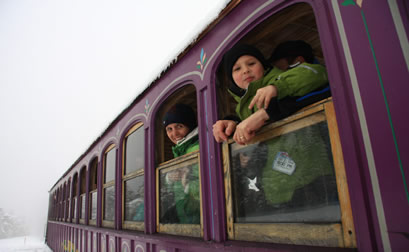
[[46, 0, 409, 251]]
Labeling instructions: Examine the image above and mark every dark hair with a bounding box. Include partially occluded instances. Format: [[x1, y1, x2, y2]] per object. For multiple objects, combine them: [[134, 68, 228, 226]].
[[163, 104, 197, 130], [223, 44, 269, 96], [269, 40, 314, 64]]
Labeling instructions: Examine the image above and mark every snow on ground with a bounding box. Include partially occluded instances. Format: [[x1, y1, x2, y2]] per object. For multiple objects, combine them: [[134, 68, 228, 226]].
[[0, 236, 51, 252]]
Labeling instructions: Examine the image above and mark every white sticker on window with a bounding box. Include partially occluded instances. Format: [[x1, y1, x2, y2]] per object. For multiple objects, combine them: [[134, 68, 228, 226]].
[[272, 151, 296, 175], [247, 177, 260, 192]]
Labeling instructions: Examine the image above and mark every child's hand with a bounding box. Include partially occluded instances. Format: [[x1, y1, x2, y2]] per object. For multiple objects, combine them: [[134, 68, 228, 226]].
[[212, 120, 237, 142], [233, 109, 269, 145], [248, 85, 278, 110]]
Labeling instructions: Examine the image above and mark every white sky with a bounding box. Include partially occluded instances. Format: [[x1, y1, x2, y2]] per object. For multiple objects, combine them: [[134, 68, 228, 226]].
[[0, 0, 229, 238]]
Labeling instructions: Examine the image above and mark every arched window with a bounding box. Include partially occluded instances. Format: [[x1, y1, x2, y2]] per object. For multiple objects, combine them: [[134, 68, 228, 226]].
[[155, 84, 202, 237], [71, 173, 78, 222], [66, 179, 71, 221], [215, 3, 355, 247], [79, 166, 87, 224], [122, 123, 144, 230], [57, 188, 61, 221], [61, 183, 68, 221], [88, 157, 98, 225], [102, 144, 116, 227]]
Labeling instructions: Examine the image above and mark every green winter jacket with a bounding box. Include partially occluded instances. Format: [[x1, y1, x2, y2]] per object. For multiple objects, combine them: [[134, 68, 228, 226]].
[[230, 63, 328, 121], [169, 128, 201, 224], [172, 127, 200, 157]]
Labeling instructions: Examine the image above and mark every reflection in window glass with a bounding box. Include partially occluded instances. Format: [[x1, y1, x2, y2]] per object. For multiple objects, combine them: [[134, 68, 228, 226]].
[[63, 200, 66, 220], [125, 129, 144, 175], [124, 176, 144, 221], [73, 197, 77, 219], [67, 199, 70, 220], [80, 195, 86, 219], [159, 163, 200, 224], [105, 149, 116, 183], [104, 186, 115, 221], [230, 122, 340, 223], [90, 191, 97, 220]]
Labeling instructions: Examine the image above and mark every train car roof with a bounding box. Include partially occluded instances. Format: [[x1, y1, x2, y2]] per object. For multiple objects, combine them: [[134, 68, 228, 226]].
[[50, 0, 239, 191]]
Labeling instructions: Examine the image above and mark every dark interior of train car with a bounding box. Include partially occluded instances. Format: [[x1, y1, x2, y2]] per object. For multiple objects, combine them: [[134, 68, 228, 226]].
[[216, 3, 324, 120], [155, 84, 197, 163]]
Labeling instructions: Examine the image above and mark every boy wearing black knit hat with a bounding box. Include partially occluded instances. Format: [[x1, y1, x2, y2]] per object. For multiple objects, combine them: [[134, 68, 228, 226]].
[[213, 41, 329, 145], [213, 43, 336, 213]]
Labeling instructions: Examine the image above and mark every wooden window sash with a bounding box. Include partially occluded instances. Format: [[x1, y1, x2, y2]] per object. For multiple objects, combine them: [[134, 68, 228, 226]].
[[102, 184, 115, 228], [79, 193, 86, 224], [122, 172, 144, 230], [156, 151, 203, 237], [223, 99, 356, 247], [121, 123, 145, 230], [88, 189, 97, 226], [102, 144, 116, 227]]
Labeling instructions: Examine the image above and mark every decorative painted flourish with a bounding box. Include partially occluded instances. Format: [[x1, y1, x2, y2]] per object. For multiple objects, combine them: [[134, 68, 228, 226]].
[[145, 99, 150, 114], [341, 0, 408, 203], [196, 48, 207, 70]]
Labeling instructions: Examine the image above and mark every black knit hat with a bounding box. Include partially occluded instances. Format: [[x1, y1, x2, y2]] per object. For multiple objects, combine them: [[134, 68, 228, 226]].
[[223, 44, 269, 85], [163, 104, 197, 130], [269, 40, 314, 64]]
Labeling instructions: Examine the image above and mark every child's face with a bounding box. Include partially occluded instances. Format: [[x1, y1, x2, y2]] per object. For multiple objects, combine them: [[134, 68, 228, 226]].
[[232, 55, 264, 89], [166, 123, 190, 144]]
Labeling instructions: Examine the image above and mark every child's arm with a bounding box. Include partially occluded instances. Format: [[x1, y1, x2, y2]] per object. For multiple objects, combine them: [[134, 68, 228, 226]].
[[248, 85, 278, 110], [274, 63, 328, 99], [213, 120, 238, 142], [233, 109, 269, 145], [247, 67, 282, 111]]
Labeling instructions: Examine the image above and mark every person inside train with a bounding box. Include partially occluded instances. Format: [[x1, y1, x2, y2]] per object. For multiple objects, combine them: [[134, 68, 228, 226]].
[[213, 41, 330, 145], [160, 103, 200, 224], [164, 103, 199, 157], [213, 42, 336, 216]]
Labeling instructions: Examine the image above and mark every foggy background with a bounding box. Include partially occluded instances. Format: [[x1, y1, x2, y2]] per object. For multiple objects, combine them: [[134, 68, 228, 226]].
[[0, 0, 228, 239]]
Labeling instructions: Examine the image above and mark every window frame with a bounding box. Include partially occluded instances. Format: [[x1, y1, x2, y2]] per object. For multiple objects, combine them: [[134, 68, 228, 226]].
[[62, 183, 67, 222], [71, 173, 78, 223], [156, 150, 203, 238], [222, 99, 356, 247], [102, 144, 116, 228], [88, 158, 98, 226], [79, 166, 87, 224], [122, 122, 145, 231], [65, 180, 71, 222]]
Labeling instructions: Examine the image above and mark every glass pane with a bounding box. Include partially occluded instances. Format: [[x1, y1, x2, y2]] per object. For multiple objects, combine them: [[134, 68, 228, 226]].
[[72, 197, 77, 219], [67, 199, 70, 219], [105, 148, 116, 183], [104, 186, 115, 221], [159, 162, 200, 224], [90, 162, 98, 191], [80, 195, 86, 219], [230, 122, 340, 223], [62, 200, 67, 220], [124, 176, 144, 221], [125, 128, 144, 175], [90, 191, 97, 220]]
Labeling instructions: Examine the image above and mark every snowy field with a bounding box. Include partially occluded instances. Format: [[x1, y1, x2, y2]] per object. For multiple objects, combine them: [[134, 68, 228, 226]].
[[0, 237, 51, 252]]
